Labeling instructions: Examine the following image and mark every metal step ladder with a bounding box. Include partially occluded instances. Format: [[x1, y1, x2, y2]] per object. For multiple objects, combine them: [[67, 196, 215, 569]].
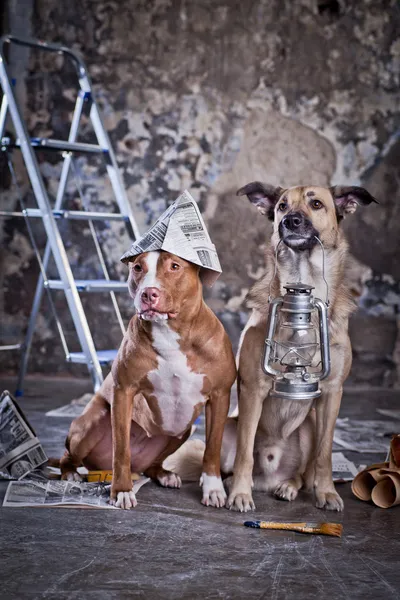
[[0, 35, 140, 394]]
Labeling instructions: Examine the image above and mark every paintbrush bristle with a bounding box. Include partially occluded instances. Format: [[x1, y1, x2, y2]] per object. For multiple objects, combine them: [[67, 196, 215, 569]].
[[314, 522, 343, 537]]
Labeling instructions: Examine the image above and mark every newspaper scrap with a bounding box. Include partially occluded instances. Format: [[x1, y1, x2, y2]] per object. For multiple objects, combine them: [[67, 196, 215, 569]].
[[376, 408, 400, 421], [120, 190, 222, 286], [3, 476, 149, 509], [0, 390, 47, 480], [46, 392, 92, 418], [334, 418, 397, 453], [332, 452, 362, 482]]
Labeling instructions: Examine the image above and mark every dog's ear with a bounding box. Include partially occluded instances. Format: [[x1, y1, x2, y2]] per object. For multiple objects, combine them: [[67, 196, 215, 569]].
[[330, 186, 378, 216], [236, 182, 284, 220]]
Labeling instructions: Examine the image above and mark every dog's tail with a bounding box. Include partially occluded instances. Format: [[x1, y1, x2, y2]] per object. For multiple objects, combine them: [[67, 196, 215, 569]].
[[163, 438, 205, 482]]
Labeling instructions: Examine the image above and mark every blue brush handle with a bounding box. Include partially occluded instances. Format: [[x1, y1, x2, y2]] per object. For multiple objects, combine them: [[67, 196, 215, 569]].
[[244, 521, 261, 528]]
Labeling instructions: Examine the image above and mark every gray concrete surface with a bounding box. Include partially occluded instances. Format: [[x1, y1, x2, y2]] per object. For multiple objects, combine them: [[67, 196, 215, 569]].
[[0, 375, 399, 599]]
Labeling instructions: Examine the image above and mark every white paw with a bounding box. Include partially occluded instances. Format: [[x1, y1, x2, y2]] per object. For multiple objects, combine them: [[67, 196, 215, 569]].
[[274, 481, 298, 502], [110, 490, 138, 510], [200, 473, 227, 508], [226, 491, 255, 512], [315, 489, 344, 512], [65, 471, 83, 482], [158, 472, 182, 488]]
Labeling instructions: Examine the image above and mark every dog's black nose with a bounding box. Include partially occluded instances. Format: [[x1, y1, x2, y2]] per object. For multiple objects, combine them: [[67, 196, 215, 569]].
[[282, 212, 303, 230]]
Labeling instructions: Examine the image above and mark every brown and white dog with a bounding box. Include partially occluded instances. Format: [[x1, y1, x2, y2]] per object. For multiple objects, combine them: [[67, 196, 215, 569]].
[[60, 250, 236, 509], [223, 183, 377, 512]]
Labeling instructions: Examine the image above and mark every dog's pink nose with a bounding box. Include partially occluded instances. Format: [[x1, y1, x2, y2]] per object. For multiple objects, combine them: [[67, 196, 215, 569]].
[[141, 287, 160, 307]]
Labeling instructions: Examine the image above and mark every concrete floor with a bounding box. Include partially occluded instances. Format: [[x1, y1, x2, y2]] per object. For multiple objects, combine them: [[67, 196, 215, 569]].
[[0, 375, 400, 600]]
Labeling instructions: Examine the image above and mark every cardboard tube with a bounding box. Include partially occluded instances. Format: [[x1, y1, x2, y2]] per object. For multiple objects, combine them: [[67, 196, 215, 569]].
[[371, 473, 400, 508], [351, 464, 388, 501]]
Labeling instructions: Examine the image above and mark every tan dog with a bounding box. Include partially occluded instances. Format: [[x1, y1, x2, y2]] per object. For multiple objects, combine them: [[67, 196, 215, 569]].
[[60, 250, 236, 509], [224, 183, 377, 512]]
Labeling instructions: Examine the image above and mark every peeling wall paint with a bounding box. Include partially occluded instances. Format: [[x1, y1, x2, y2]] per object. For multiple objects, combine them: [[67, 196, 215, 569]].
[[1, 0, 399, 384]]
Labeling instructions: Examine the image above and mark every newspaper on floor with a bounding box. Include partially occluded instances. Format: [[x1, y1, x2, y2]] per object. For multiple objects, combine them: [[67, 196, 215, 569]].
[[3, 476, 150, 509], [332, 452, 361, 482], [0, 390, 47, 479], [376, 408, 400, 421], [46, 392, 92, 418], [120, 190, 222, 286], [334, 417, 396, 453]]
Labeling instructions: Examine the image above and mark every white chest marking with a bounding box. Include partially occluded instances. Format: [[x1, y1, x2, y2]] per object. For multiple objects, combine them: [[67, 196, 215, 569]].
[[298, 257, 311, 288], [148, 322, 205, 436], [134, 251, 161, 312], [283, 249, 329, 304]]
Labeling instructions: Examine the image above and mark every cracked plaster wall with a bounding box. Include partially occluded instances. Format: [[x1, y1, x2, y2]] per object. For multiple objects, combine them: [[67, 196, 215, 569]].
[[0, 0, 399, 384]]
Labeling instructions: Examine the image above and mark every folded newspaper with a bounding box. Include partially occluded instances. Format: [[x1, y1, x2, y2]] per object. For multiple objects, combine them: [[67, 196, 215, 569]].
[[0, 390, 47, 479], [120, 190, 222, 286]]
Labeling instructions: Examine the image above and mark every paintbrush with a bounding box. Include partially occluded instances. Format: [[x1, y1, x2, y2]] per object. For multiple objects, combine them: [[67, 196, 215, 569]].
[[244, 520, 343, 537]]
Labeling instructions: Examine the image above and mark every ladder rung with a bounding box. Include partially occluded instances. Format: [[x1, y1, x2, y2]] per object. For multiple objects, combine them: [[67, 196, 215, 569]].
[[1, 136, 107, 154], [67, 349, 118, 365], [0, 209, 129, 221], [0, 343, 22, 351], [45, 279, 128, 293]]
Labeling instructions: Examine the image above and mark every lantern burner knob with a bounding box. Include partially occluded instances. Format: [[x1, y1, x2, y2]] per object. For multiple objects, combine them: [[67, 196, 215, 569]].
[[283, 282, 314, 295]]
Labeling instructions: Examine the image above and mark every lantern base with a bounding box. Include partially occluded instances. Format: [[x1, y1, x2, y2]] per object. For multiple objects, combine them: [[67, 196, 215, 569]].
[[270, 377, 321, 401]]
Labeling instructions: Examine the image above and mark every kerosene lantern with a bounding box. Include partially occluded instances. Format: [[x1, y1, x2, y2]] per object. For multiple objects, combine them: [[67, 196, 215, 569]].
[[263, 282, 331, 401]]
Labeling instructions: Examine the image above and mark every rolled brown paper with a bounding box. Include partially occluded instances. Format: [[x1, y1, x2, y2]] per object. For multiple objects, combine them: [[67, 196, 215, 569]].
[[371, 473, 400, 509], [351, 464, 388, 502], [389, 435, 400, 468]]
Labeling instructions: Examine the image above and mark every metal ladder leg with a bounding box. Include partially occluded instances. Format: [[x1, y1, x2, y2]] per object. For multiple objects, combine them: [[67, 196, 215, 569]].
[[0, 93, 7, 135], [15, 92, 88, 394]]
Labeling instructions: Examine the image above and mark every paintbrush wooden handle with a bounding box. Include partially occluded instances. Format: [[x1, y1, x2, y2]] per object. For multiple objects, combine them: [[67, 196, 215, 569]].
[[259, 521, 307, 532]]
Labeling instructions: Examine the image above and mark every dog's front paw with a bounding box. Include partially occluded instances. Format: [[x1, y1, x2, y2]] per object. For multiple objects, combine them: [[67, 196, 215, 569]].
[[110, 488, 138, 510], [158, 471, 182, 489], [226, 490, 255, 512], [200, 473, 227, 508], [274, 480, 298, 502], [315, 488, 344, 512]]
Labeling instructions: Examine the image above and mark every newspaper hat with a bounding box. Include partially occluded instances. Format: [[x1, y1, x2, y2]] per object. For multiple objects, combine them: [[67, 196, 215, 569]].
[[120, 190, 222, 286]]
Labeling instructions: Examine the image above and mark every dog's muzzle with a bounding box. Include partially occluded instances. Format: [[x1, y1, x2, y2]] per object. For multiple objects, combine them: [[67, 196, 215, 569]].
[[279, 212, 319, 251]]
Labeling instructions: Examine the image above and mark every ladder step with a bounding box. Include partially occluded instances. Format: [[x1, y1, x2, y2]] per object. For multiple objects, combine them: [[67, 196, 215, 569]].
[[0, 343, 22, 351], [0, 208, 129, 221], [1, 136, 107, 154], [67, 349, 118, 365], [45, 279, 129, 293]]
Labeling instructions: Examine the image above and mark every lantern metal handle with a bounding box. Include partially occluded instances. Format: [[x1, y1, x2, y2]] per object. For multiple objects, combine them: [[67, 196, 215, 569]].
[[262, 297, 283, 376], [314, 297, 331, 380]]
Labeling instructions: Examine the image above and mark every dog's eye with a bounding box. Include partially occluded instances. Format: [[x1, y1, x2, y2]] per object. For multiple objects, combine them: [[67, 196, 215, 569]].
[[278, 202, 287, 212], [171, 263, 180, 270], [311, 199, 323, 210], [133, 264, 142, 272]]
